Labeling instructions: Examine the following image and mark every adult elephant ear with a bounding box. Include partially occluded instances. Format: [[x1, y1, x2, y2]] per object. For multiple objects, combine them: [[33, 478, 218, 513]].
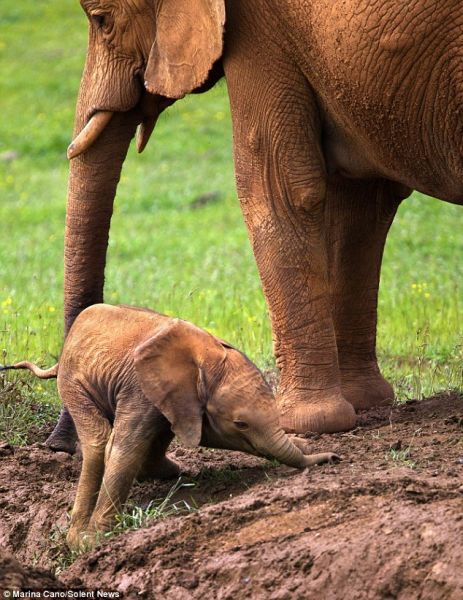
[[134, 319, 227, 447], [144, 0, 225, 99]]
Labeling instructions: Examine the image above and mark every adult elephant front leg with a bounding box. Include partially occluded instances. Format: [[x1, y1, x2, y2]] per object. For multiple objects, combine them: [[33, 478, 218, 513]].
[[225, 68, 355, 434], [325, 177, 407, 410], [46, 111, 138, 453]]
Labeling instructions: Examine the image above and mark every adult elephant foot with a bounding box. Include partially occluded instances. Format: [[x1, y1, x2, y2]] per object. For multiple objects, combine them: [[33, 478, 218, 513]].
[[45, 408, 78, 455], [341, 369, 394, 411], [278, 391, 356, 434]]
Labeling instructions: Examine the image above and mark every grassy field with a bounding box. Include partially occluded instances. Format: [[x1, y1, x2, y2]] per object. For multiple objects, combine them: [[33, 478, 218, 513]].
[[0, 1, 462, 443]]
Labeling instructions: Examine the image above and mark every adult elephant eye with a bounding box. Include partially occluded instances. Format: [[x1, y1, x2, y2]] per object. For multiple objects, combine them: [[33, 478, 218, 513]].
[[234, 420, 249, 431], [91, 13, 105, 27]]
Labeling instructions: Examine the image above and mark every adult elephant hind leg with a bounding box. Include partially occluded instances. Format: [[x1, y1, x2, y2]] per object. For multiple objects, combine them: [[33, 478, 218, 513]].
[[325, 177, 406, 410], [225, 63, 355, 434]]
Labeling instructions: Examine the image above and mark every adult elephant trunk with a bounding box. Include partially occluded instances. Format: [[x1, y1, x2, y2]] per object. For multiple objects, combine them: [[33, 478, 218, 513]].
[[64, 110, 138, 333], [256, 428, 337, 469]]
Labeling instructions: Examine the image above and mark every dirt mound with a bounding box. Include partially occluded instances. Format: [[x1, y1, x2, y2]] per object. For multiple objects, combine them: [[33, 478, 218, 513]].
[[0, 546, 62, 592], [62, 487, 463, 600], [0, 444, 80, 570], [1, 394, 462, 598]]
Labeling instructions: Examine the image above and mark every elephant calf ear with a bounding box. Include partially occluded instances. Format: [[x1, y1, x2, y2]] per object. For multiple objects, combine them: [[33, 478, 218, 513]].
[[133, 319, 221, 447], [145, 0, 225, 99]]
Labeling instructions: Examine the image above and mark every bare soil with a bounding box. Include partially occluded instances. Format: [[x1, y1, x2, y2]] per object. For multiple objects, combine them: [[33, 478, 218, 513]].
[[1, 393, 462, 598]]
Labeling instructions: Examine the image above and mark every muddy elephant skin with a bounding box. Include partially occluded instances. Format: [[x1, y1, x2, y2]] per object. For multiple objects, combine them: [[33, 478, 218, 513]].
[[50, 0, 463, 450]]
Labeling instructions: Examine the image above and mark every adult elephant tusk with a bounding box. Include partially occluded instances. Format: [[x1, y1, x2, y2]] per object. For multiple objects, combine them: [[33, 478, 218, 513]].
[[136, 115, 158, 154], [67, 111, 114, 159]]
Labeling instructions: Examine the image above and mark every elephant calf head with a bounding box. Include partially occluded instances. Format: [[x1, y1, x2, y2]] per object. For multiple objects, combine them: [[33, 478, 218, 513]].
[[134, 317, 338, 468]]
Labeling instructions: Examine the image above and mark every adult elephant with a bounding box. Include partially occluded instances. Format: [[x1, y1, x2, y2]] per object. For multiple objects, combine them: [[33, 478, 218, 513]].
[[47, 0, 463, 453]]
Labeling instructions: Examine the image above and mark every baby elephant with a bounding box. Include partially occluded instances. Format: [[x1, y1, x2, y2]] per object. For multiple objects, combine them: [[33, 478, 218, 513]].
[[3, 304, 339, 548]]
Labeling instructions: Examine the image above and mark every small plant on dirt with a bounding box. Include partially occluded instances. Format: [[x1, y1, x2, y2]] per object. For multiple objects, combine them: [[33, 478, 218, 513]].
[[262, 459, 281, 481], [49, 478, 196, 573], [196, 460, 283, 494], [263, 458, 281, 469], [106, 478, 196, 539], [49, 521, 82, 575], [197, 464, 249, 484], [388, 446, 416, 469]]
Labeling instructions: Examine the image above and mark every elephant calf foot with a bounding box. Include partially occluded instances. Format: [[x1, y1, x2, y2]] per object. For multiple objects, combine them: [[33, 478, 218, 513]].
[[66, 526, 98, 552], [137, 456, 181, 482], [341, 370, 394, 411], [278, 392, 356, 434]]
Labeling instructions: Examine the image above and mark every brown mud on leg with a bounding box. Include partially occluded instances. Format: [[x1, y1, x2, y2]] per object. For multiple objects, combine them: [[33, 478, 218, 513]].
[[64, 394, 111, 549]]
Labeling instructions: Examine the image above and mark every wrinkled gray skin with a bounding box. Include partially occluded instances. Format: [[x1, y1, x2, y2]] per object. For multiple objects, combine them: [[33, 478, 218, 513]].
[[48, 0, 463, 451], [5, 304, 338, 549]]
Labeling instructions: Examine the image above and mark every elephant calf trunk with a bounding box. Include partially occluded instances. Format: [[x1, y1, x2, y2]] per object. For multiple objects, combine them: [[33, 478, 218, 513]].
[[0, 361, 58, 379], [301, 452, 340, 467], [263, 429, 339, 469]]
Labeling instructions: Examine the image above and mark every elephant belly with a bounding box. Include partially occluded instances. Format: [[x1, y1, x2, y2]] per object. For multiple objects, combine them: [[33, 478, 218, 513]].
[[291, 0, 463, 202]]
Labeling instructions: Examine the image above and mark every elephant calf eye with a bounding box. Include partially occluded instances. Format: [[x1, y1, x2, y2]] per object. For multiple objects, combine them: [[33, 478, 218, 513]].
[[234, 420, 249, 431]]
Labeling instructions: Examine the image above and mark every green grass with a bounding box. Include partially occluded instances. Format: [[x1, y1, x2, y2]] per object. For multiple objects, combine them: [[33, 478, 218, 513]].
[[49, 477, 196, 572], [108, 478, 196, 536], [0, 375, 58, 444], [0, 1, 462, 444]]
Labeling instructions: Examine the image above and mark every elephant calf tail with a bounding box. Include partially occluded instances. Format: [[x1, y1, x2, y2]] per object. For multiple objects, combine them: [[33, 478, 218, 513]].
[[0, 361, 58, 379]]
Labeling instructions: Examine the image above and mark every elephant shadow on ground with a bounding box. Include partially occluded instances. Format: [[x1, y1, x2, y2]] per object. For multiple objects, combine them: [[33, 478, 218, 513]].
[[129, 445, 287, 511]]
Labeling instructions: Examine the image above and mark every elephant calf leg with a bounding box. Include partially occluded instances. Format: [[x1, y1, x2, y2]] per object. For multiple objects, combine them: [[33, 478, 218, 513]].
[[88, 416, 156, 536], [136, 428, 179, 481], [137, 456, 180, 481], [63, 394, 111, 549]]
